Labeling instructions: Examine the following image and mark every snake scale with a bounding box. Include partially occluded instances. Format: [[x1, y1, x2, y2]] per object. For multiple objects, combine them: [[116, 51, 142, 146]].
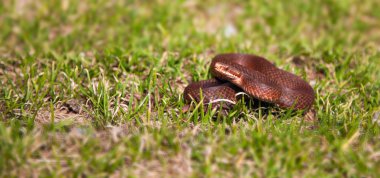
[[184, 53, 315, 110]]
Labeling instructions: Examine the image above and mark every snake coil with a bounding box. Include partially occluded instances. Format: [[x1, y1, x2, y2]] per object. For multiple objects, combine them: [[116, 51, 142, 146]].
[[184, 53, 315, 110]]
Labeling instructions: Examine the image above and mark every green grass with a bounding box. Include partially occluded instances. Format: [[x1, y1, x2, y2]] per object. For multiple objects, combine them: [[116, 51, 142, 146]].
[[1, 0, 380, 177]]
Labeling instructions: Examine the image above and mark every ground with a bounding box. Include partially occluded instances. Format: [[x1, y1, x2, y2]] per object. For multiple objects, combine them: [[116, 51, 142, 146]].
[[1, 0, 380, 177]]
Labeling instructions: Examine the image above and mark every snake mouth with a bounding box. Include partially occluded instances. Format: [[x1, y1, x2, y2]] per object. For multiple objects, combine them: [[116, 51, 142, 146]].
[[214, 62, 242, 81]]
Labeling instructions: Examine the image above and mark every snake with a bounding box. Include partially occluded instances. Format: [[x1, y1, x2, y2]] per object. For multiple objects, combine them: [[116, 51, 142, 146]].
[[183, 53, 315, 110]]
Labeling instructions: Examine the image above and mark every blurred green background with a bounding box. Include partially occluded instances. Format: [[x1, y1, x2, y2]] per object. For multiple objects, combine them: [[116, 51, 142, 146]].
[[1, 0, 380, 177]]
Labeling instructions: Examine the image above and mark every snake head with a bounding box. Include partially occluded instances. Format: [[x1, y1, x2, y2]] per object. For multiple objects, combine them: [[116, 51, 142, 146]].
[[213, 62, 242, 82]]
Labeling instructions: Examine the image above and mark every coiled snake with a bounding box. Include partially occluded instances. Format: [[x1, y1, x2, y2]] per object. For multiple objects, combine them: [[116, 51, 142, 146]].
[[184, 53, 315, 110]]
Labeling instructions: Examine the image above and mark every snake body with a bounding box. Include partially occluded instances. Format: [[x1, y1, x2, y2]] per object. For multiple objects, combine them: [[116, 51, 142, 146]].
[[184, 53, 315, 110]]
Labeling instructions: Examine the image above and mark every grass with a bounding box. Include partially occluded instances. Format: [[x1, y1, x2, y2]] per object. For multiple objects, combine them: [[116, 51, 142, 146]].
[[0, 0, 380, 177]]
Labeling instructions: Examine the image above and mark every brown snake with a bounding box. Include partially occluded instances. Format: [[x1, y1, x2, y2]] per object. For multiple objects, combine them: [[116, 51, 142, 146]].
[[183, 53, 315, 110]]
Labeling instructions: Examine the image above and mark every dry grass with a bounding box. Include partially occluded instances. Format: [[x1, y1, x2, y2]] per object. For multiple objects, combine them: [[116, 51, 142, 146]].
[[1, 0, 380, 177]]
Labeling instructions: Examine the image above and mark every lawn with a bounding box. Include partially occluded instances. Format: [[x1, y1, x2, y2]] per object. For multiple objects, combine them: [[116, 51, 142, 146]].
[[1, 0, 380, 177]]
